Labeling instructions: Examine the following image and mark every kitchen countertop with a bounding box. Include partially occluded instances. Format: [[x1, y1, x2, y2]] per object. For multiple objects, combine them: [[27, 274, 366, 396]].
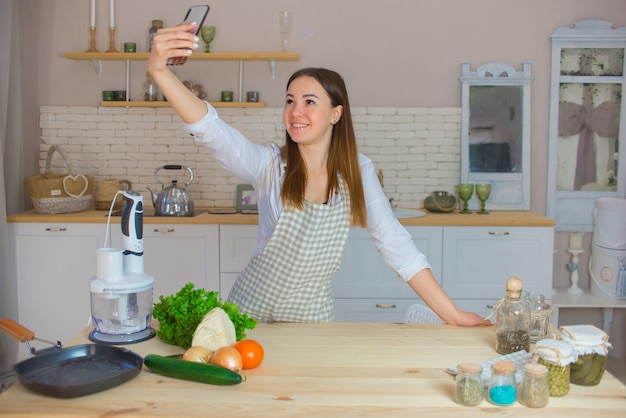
[[0, 322, 623, 417], [6, 209, 555, 227]]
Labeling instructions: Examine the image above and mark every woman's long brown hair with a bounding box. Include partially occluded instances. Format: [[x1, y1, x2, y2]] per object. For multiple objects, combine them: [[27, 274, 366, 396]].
[[280, 68, 367, 227]]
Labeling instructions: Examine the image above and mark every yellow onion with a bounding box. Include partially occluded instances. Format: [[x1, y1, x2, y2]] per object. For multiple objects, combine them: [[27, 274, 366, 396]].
[[210, 346, 243, 372], [182, 346, 210, 363]]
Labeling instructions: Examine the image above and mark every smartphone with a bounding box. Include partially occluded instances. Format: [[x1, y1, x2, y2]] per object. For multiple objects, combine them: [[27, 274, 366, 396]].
[[167, 5, 210, 66]]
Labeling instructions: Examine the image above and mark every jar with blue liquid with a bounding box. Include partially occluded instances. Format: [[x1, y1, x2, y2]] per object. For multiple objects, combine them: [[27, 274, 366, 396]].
[[487, 360, 517, 406]]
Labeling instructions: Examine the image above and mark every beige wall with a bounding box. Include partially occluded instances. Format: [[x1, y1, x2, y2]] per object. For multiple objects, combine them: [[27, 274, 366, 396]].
[[19, 0, 626, 211]]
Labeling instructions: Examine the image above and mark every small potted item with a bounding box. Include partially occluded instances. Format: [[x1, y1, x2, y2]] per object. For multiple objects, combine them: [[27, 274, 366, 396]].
[[455, 362, 483, 406], [560, 324, 611, 386], [520, 363, 549, 408], [424, 191, 457, 213], [487, 360, 517, 406]]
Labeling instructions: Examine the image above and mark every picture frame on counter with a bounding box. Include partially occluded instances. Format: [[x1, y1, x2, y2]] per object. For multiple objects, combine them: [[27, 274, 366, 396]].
[[236, 184, 258, 213]]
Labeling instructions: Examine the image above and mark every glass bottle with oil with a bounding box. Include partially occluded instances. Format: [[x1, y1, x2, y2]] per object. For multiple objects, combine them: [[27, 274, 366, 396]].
[[495, 277, 530, 354]]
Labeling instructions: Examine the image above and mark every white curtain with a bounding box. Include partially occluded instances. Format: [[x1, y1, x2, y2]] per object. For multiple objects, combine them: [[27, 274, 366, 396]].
[[0, 0, 24, 379]]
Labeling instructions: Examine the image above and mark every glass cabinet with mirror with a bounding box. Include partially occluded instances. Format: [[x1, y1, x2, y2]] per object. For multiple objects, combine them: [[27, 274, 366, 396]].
[[547, 19, 626, 231], [460, 62, 532, 210]]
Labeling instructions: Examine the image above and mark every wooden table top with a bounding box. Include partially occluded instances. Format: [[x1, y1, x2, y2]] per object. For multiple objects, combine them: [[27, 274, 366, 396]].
[[7, 209, 555, 227], [0, 322, 623, 417]]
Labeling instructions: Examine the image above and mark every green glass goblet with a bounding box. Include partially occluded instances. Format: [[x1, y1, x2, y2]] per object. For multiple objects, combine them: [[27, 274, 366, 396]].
[[475, 183, 491, 214], [200, 25, 216, 52], [457, 183, 474, 214]]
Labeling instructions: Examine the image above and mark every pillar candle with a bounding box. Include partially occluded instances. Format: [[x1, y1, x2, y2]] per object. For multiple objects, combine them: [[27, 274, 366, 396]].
[[109, 0, 115, 28], [90, 0, 96, 27], [569, 231, 584, 250]]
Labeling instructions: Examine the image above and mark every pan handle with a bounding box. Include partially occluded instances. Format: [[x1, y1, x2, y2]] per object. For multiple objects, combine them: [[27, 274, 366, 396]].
[[0, 318, 62, 355], [0, 317, 34, 342]]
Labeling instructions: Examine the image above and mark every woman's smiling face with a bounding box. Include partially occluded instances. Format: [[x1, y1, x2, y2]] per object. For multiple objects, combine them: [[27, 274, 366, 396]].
[[283, 75, 342, 147]]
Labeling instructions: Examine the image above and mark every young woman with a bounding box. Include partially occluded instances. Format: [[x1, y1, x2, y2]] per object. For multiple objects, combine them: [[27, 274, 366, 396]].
[[148, 22, 490, 326]]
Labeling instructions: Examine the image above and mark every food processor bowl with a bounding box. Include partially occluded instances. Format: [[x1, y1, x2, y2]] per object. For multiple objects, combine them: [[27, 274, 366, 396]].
[[89, 274, 155, 344]]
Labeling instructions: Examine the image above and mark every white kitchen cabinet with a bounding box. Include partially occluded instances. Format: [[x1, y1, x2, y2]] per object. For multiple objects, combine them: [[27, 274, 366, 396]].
[[334, 225, 554, 322], [442, 226, 554, 317], [9, 222, 219, 360], [139, 224, 219, 300], [9, 223, 106, 359], [332, 226, 443, 321], [219, 225, 258, 298]]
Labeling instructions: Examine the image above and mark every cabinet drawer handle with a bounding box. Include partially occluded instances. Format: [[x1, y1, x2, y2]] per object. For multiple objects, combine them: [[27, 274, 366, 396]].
[[45, 227, 67, 232], [153, 228, 175, 233], [488, 231, 510, 236], [375, 304, 397, 309], [486, 304, 494, 309]]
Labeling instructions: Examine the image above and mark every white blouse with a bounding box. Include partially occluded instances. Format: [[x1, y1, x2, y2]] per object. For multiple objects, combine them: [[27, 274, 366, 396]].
[[183, 102, 431, 283]]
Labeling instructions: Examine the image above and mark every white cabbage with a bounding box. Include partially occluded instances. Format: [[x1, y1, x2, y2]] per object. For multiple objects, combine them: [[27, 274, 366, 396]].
[[191, 307, 236, 353]]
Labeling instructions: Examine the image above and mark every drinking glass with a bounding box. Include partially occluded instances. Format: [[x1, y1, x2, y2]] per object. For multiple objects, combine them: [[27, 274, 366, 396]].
[[457, 184, 474, 214], [475, 183, 491, 214], [200, 25, 216, 52], [278, 11, 293, 52]]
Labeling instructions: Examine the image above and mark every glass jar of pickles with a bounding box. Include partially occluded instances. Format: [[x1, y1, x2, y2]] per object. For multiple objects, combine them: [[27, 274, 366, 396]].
[[561, 324, 612, 386], [520, 363, 549, 408], [533, 338, 575, 396], [455, 362, 484, 406]]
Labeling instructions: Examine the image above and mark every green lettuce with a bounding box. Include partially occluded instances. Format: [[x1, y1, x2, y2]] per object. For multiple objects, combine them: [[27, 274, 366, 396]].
[[152, 282, 257, 348]]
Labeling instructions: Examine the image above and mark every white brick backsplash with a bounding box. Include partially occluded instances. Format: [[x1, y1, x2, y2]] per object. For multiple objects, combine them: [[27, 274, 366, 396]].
[[39, 106, 462, 209]]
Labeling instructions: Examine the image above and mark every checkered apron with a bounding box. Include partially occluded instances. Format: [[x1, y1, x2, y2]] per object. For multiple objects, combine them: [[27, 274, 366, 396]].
[[228, 180, 350, 322]]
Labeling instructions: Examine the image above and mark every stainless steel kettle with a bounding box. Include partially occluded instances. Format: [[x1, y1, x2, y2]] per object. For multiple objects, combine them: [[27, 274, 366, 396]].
[[147, 165, 195, 216]]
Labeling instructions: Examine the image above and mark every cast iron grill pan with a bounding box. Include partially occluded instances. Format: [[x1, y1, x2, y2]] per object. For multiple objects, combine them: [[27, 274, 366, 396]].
[[14, 344, 143, 398]]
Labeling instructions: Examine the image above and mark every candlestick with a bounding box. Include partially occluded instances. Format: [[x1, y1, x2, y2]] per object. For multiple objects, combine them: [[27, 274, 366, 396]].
[[566, 248, 584, 295], [106, 27, 118, 52], [569, 231, 584, 251], [86, 26, 99, 52], [90, 0, 96, 27], [109, 0, 115, 29]]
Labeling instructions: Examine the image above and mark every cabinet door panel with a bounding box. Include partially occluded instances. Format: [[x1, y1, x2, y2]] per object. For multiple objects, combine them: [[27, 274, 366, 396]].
[[333, 298, 416, 322], [332, 227, 443, 299], [11, 223, 105, 359], [140, 224, 219, 299], [219, 225, 258, 273], [442, 226, 553, 299]]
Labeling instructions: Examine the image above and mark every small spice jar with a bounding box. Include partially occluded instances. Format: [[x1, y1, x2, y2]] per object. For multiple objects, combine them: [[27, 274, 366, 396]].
[[455, 362, 483, 407], [534, 338, 575, 397], [520, 363, 549, 408], [487, 360, 517, 406], [561, 324, 611, 386], [149, 20, 163, 52]]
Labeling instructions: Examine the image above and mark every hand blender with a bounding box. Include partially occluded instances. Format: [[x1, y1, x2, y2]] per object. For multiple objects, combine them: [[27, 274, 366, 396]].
[[89, 190, 156, 344]]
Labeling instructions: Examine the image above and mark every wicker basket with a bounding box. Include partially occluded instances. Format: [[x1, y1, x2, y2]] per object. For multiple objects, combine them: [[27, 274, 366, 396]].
[[27, 145, 94, 214]]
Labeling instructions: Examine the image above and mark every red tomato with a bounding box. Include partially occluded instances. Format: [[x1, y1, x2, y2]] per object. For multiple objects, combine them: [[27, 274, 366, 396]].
[[233, 339, 264, 370]]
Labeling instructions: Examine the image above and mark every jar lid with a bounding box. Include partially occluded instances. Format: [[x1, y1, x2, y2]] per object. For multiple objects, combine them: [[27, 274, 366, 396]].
[[152, 20, 163, 26], [491, 360, 516, 375], [505, 277, 523, 299], [524, 362, 548, 375], [560, 324, 611, 355], [458, 362, 482, 375], [534, 338, 576, 366]]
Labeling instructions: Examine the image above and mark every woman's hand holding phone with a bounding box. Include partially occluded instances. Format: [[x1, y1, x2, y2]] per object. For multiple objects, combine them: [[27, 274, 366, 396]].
[[148, 24, 200, 74]]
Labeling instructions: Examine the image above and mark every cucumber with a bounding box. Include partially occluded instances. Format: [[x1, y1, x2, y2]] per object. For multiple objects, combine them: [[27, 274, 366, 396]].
[[144, 354, 243, 385]]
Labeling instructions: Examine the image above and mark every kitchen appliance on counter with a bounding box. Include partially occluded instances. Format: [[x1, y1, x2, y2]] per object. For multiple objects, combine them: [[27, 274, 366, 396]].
[[89, 190, 155, 344], [147, 165, 196, 216]]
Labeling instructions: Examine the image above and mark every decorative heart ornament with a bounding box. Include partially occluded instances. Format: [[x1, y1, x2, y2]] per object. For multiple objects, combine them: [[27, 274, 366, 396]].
[[566, 263, 577, 273], [63, 174, 89, 198]]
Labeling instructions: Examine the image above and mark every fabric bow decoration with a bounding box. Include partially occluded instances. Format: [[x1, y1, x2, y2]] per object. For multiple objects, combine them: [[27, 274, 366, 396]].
[[558, 101, 619, 190]]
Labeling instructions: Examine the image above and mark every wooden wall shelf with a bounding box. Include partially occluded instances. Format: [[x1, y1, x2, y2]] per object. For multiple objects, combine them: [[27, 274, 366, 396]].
[[64, 51, 300, 107], [100, 101, 266, 108], [63, 52, 300, 61]]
